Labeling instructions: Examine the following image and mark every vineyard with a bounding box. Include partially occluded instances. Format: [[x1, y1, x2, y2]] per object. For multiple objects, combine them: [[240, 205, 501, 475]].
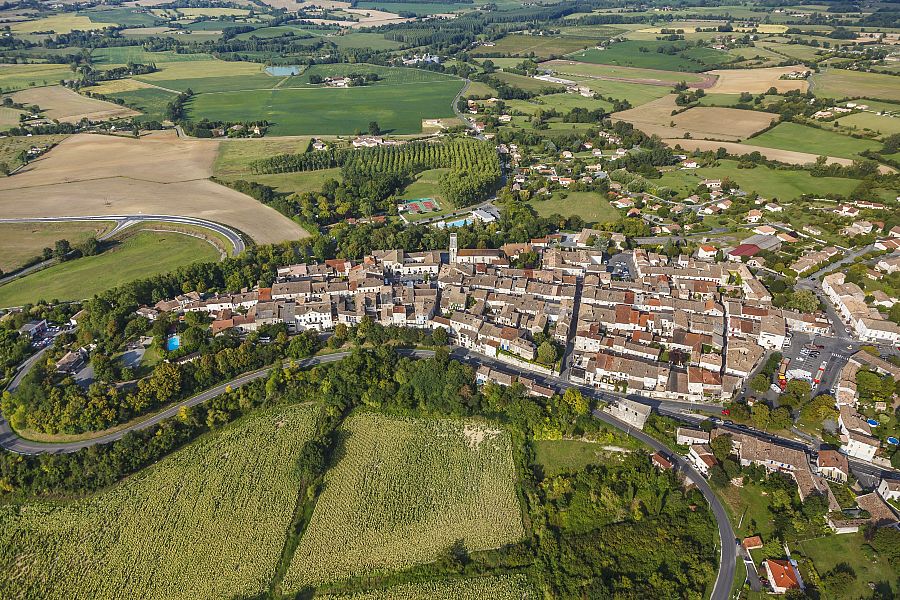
[[248, 138, 502, 207], [0, 405, 321, 600], [282, 413, 525, 590], [317, 575, 538, 599]]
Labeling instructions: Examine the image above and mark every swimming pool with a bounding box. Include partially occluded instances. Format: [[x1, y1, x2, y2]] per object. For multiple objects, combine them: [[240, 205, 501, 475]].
[[166, 335, 181, 352]]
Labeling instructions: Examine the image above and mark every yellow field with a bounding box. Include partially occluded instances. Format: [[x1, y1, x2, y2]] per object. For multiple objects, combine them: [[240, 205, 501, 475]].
[[0, 132, 307, 244], [708, 65, 809, 94], [86, 79, 155, 94], [11, 86, 139, 123], [613, 95, 774, 141], [0, 106, 23, 128], [10, 14, 114, 34]]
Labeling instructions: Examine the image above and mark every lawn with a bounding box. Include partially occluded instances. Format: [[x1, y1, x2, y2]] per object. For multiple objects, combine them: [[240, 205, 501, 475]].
[[529, 191, 620, 224], [0, 405, 321, 600], [282, 413, 524, 589], [719, 482, 777, 541], [0, 63, 75, 93], [836, 112, 900, 138], [0, 221, 114, 272], [657, 159, 859, 200], [188, 81, 463, 135], [0, 231, 220, 307], [794, 533, 897, 600], [748, 122, 881, 160], [534, 439, 632, 475], [567, 40, 733, 72], [812, 69, 900, 102]]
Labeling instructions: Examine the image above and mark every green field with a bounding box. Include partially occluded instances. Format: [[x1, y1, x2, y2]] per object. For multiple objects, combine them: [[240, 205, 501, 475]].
[[317, 576, 538, 599], [83, 7, 163, 27], [107, 87, 178, 122], [548, 61, 704, 83], [90, 47, 214, 65], [282, 413, 524, 589], [0, 221, 114, 272], [133, 58, 272, 92], [0, 405, 321, 600], [568, 77, 674, 106], [505, 93, 614, 115], [567, 40, 733, 72], [188, 80, 463, 135], [658, 159, 859, 200], [748, 122, 881, 159], [296, 63, 453, 86], [697, 94, 781, 108], [399, 168, 452, 220], [0, 231, 219, 307], [534, 439, 639, 475], [213, 138, 311, 178], [811, 69, 900, 102], [0, 63, 75, 92], [836, 112, 900, 137], [493, 71, 563, 93], [474, 34, 601, 58], [794, 533, 897, 600], [353, 1, 474, 14], [321, 32, 403, 50], [529, 191, 620, 224]]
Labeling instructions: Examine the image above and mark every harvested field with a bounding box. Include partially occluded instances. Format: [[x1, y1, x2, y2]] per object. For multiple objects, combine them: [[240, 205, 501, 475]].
[[707, 65, 809, 94], [613, 96, 774, 141], [663, 138, 895, 173], [86, 78, 155, 94], [0, 132, 306, 244], [11, 85, 139, 123]]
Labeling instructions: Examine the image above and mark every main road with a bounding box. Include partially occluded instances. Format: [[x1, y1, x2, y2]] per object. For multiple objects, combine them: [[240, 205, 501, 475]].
[[0, 346, 737, 600]]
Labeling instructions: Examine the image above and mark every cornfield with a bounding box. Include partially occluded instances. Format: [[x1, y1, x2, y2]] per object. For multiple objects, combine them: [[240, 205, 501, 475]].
[[0, 405, 321, 600], [317, 575, 537, 599], [283, 413, 525, 590]]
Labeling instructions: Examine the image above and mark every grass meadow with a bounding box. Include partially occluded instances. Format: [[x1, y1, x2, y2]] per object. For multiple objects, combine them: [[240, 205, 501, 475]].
[[811, 69, 900, 102], [316, 576, 538, 599], [188, 81, 463, 135], [0, 221, 114, 272], [528, 191, 621, 224], [0, 405, 321, 600], [0, 64, 75, 92], [657, 159, 860, 200], [283, 413, 524, 589], [0, 231, 219, 307], [567, 41, 732, 72], [748, 122, 881, 159]]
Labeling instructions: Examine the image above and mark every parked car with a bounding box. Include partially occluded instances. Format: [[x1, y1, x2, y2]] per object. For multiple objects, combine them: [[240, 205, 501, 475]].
[[770, 384, 782, 393]]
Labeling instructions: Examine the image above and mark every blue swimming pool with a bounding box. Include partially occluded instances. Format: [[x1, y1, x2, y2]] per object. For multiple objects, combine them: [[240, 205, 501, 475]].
[[166, 335, 181, 352]]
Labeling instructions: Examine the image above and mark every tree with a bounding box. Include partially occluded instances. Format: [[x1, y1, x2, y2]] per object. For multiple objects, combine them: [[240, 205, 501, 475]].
[[431, 327, 448, 346], [750, 373, 770, 394], [562, 387, 589, 415], [822, 563, 856, 597], [785, 289, 820, 313], [780, 380, 811, 409], [751, 403, 771, 430], [770, 406, 792, 430], [537, 341, 558, 366], [53, 239, 71, 259], [710, 433, 733, 462], [368, 121, 381, 136]]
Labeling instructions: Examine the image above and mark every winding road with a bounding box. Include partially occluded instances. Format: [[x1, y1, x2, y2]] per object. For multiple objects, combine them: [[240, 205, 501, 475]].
[[0, 345, 737, 600], [0, 214, 245, 286]]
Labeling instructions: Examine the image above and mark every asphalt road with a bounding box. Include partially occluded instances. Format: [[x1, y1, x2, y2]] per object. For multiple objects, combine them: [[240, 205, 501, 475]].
[[0, 215, 246, 262], [592, 407, 737, 600]]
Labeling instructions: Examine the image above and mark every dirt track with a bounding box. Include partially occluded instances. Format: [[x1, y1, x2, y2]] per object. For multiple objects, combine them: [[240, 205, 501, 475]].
[[0, 132, 308, 244]]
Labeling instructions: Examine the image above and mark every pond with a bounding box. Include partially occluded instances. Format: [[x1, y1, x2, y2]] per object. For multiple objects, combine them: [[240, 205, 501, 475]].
[[265, 65, 302, 76]]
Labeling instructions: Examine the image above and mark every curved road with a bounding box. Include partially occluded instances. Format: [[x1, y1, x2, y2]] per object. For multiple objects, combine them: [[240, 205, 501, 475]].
[[0, 214, 246, 259], [0, 345, 737, 599]]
